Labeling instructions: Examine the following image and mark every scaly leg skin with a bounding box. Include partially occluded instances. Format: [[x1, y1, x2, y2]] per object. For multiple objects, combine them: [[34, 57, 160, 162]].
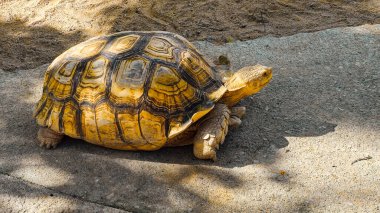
[[37, 127, 64, 149], [231, 106, 246, 118], [229, 106, 246, 128], [193, 104, 230, 161]]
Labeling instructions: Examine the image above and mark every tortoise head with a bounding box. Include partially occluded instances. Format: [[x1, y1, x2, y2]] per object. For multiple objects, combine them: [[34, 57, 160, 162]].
[[220, 65, 272, 106]]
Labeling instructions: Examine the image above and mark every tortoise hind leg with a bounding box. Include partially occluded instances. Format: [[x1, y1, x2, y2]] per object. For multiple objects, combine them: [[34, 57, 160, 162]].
[[193, 104, 230, 161], [37, 127, 64, 149]]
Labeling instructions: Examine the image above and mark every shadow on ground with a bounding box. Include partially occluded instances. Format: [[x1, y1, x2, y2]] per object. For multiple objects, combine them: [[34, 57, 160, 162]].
[[1, 21, 379, 211], [0, 46, 337, 211], [0, 67, 337, 211], [0, 20, 84, 71], [1, 0, 379, 71]]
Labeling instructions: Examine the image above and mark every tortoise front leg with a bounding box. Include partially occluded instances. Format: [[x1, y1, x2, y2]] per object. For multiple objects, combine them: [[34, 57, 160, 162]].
[[37, 127, 64, 149], [193, 104, 230, 161], [231, 106, 246, 118], [229, 106, 246, 128]]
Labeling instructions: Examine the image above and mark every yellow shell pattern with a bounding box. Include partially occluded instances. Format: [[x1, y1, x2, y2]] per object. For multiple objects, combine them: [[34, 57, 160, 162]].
[[34, 31, 226, 150]]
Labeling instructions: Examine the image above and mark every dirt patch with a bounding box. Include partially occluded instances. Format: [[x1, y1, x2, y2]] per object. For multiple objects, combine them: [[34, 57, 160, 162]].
[[0, 0, 379, 71], [0, 21, 83, 72]]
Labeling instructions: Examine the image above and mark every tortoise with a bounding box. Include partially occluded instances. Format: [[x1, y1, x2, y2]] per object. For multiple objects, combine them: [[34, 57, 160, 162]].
[[34, 31, 272, 161]]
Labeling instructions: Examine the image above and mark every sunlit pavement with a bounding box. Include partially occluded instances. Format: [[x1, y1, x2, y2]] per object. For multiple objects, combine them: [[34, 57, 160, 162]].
[[0, 24, 379, 212]]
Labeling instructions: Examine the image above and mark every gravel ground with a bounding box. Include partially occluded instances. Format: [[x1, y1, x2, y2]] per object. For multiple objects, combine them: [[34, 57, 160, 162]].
[[0, 24, 379, 212]]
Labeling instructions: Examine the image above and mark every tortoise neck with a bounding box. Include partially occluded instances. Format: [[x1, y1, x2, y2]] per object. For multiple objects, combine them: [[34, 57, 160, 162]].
[[219, 86, 257, 107]]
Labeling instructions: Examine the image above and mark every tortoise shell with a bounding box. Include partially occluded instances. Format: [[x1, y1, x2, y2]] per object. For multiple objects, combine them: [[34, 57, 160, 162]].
[[34, 31, 227, 150]]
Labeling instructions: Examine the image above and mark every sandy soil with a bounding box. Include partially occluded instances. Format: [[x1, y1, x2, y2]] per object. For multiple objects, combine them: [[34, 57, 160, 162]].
[[0, 0, 379, 71]]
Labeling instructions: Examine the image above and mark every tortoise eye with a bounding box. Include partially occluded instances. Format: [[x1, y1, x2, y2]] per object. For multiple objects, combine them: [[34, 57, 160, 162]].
[[262, 70, 270, 77]]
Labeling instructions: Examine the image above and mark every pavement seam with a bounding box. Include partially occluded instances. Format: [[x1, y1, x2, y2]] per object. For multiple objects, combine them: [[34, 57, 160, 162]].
[[0, 171, 133, 212]]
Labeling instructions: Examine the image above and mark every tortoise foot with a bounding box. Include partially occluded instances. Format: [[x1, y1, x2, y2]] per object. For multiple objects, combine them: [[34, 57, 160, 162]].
[[231, 106, 246, 118], [193, 104, 230, 161], [37, 127, 64, 149], [229, 116, 242, 128], [228, 106, 246, 128]]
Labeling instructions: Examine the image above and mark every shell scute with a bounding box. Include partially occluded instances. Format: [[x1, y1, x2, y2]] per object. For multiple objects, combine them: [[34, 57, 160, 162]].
[[35, 95, 54, 127], [81, 105, 100, 143], [139, 110, 167, 149], [74, 56, 108, 103], [147, 65, 200, 113], [105, 34, 140, 55], [94, 102, 119, 145], [179, 50, 226, 101], [109, 56, 150, 106], [61, 101, 80, 138], [179, 50, 216, 88], [46, 101, 64, 133], [117, 109, 144, 144], [66, 39, 107, 59], [48, 61, 77, 99], [144, 36, 176, 62]]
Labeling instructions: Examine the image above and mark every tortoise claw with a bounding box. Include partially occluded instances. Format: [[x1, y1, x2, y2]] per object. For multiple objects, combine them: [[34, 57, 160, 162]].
[[37, 128, 63, 149], [229, 116, 242, 128], [231, 106, 246, 118]]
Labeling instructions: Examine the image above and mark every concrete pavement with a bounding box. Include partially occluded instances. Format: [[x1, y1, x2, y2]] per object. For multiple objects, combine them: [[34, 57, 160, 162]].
[[0, 24, 379, 212]]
